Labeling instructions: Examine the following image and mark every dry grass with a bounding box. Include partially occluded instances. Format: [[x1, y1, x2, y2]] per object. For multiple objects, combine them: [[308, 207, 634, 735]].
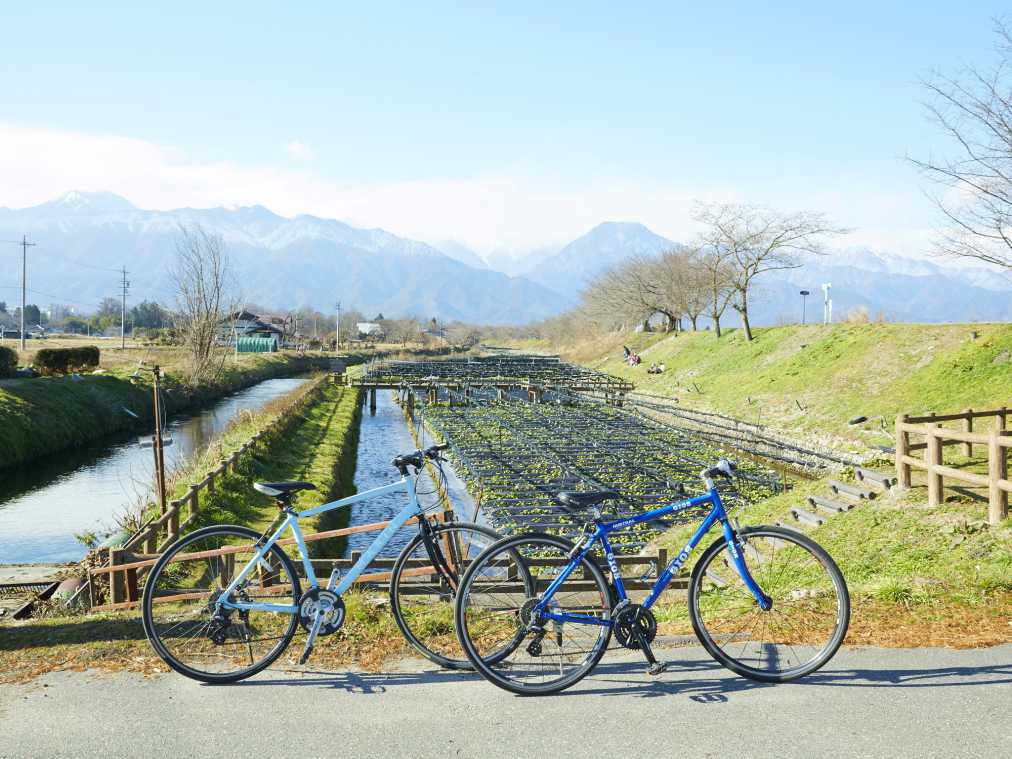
[[3, 591, 1008, 685]]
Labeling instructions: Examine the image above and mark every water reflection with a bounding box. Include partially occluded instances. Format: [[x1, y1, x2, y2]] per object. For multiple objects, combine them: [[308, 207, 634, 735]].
[[0, 378, 308, 564], [347, 390, 480, 557]]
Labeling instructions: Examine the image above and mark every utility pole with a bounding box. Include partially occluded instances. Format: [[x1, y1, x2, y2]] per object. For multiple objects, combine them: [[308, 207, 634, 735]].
[[120, 266, 130, 349], [18, 236, 36, 352], [335, 300, 342, 355], [152, 364, 167, 513]]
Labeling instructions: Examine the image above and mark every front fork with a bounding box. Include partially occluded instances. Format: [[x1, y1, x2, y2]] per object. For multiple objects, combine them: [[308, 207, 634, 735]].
[[722, 519, 772, 611]]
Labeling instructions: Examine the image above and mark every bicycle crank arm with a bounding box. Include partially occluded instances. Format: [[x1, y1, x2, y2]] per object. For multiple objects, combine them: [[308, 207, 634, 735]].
[[299, 610, 325, 665], [632, 616, 666, 675]]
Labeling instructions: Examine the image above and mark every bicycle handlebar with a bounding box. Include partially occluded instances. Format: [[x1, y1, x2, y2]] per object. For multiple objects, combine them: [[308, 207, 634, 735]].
[[392, 444, 451, 475], [701, 459, 737, 484]]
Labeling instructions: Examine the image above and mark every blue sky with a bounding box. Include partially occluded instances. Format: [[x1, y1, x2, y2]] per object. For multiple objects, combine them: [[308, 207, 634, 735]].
[[1, 2, 1008, 254]]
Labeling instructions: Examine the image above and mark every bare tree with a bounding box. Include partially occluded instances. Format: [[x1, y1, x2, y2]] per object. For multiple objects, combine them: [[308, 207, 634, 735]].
[[694, 203, 847, 341], [654, 247, 711, 331], [697, 249, 735, 338], [582, 258, 658, 330], [172, 225, 235, 383], [911, 20, 1012, 270]]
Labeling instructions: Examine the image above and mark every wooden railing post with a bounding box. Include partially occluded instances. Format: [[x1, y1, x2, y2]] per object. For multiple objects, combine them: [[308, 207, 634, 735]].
[[997, 407, 1008, 433], [988, 430, 1008, 525], [126, 565, 139, 603], [109, 548, 124, 605], [926, 423, 943, 507], [167, 498, 182, 545], [962, 408, 973, 457], [895, 414, 911, 489]]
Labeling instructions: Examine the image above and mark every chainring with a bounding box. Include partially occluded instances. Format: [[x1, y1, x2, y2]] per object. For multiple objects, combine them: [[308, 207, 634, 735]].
[[298, 588, 346, 636], [613, 604, 658, 650]]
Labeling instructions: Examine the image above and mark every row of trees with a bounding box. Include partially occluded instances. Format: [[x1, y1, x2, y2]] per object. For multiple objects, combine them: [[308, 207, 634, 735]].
[[0, 299, 169, 334], [582, 203, 847, 341]]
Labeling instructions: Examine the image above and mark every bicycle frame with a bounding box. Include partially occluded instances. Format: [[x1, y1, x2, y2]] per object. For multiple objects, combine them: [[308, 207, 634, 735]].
[[216, 475, 424, 614], [535, 487, 771, 627]]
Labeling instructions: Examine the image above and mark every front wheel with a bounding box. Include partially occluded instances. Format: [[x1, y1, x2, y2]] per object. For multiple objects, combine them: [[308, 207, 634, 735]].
[[389, 521, 503, 669], [455, 532, 613, 696], [688, 525, 850, 682], [141, 525, 301, 684]]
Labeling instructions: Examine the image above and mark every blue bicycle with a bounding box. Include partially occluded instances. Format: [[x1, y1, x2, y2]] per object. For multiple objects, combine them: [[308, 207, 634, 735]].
[[454, 459, 850, 695]]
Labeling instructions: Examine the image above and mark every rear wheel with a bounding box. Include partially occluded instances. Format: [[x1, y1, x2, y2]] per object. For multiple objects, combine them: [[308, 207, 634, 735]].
[[688, 525, 849, 682], [389, 521, 504, 669], [455, 533, 613, 695], [141, 525, 301, 684]]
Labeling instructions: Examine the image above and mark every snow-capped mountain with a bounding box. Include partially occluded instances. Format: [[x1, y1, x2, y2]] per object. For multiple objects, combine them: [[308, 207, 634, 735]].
[[1, 193, 1008, 325], [523, 221, 676, 295], [0, 192, 560, 324]]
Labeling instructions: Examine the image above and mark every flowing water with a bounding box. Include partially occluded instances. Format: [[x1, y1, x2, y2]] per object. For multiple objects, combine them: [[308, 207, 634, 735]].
[[346, 390, 481, 557], [0, 377, 308, 565]]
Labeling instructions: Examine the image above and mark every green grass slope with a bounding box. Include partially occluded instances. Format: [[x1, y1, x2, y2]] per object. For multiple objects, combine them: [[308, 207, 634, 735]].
[[535, 322, 1012, 454]]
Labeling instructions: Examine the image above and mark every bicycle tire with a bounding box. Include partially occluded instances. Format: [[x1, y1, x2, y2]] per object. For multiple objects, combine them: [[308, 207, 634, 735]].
[[141, 524, 301, 684], [455, 532, 613, 696], [389, 521, 505, 669], [688, 525, 849, 682]]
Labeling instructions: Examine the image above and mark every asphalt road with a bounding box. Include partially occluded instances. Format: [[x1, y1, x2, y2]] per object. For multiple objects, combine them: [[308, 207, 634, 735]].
[[1, 643, 1009, 759]]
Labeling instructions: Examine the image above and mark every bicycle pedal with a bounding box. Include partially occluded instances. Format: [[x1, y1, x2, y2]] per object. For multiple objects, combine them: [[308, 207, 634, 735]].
[[647, 661, 669, 677], [298, 644, 314, 665]]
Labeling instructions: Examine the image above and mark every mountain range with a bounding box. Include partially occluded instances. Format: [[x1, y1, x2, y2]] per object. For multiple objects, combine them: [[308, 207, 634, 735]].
[[0, 191, 1009, 325]]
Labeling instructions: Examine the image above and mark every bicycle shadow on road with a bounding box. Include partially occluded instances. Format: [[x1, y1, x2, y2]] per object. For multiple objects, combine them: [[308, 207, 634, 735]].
[[565, 654, 1012, 701], [220, 665, 483, 694], [208, 652, 1012, 699]]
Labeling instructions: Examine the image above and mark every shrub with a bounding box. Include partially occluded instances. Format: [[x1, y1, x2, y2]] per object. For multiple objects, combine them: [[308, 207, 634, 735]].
[[0, 346, 17, 378], [33, 346, 101, 375], [846, 306, 870, 324]]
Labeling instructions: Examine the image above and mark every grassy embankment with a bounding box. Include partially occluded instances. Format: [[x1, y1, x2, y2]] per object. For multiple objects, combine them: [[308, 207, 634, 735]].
[[520, 322, 1012, 456], [522, 322, 1012, 645], [0, 381, 365, 683], [0, 341, 333, 469]]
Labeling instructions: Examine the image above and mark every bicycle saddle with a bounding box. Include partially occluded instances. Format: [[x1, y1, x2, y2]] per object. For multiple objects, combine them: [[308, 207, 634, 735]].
[[555, 490, 620, 513], [253, 481, 317, 498]]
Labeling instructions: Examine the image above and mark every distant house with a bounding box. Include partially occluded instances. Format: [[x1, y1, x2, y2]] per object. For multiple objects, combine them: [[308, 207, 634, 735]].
[[356, 322, 384, 340], [220, 310, 286, 348]]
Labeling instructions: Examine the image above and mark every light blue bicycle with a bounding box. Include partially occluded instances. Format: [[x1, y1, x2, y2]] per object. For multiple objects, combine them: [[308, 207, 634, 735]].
[[141, 444, 505, 683]]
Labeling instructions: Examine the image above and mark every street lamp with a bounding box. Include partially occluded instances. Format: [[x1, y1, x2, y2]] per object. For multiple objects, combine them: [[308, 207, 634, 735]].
[[799, 290, 810, 325]]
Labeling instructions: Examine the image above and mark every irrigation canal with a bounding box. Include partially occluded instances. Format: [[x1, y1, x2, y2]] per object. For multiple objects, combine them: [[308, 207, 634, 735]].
[[348, 389, 480, 557], [0, 377, 309, 565]]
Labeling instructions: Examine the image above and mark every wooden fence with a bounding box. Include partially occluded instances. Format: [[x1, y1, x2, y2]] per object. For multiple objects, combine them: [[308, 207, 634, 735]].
[[119, 375, 332, 557], [90, 507, 679, 611], [895, 407, 1010, 524]]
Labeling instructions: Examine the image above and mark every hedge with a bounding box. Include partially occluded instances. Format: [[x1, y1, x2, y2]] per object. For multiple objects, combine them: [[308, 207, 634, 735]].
[[33, 346, 101, 375], [0, 346, 17, 378]]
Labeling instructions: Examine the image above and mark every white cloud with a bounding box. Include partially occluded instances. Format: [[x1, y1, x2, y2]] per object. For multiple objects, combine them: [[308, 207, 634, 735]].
[[283, 140, 317, 161], [0, 123, 935, 260]]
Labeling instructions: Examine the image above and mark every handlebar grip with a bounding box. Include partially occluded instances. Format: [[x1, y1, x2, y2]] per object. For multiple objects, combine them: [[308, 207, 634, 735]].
[[704, 459, 737, 479]]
